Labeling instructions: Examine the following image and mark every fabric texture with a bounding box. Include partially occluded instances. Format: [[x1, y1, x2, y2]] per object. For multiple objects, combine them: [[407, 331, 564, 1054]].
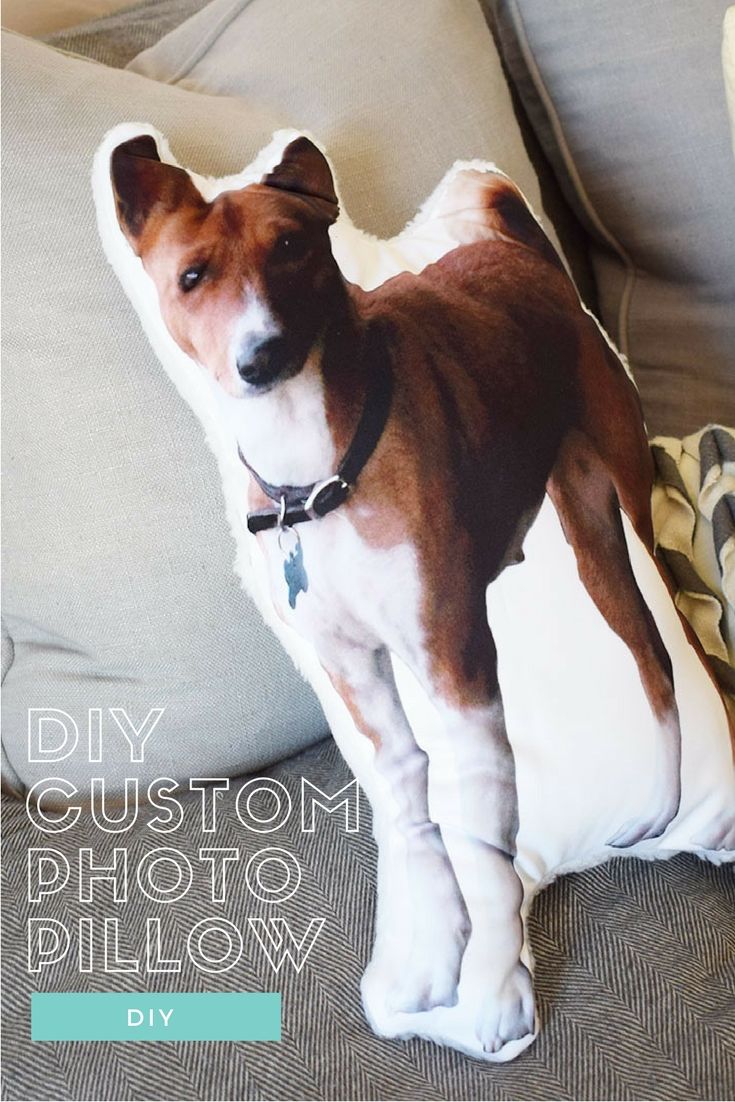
[[652, 425, 735, 700], [44, 0, 212, 69], [3, 736, 734, 1102], [491, 0, 735, 437], [1, 31, 326, 794], [1, 0, 134, 37]]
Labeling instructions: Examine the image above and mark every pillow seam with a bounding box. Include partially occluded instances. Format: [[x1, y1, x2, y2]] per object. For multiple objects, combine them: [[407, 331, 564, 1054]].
[[3, 28, 121, 70], [507, 0, 637, 360], [132, 0, 255, 83]]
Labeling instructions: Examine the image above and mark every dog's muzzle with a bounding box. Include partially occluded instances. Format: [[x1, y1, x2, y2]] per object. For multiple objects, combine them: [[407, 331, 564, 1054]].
[[236, 336, 290, 388]]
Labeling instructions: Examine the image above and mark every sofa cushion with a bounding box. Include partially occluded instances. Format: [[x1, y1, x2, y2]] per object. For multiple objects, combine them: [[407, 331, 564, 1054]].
[[491, 0, 735, 437]]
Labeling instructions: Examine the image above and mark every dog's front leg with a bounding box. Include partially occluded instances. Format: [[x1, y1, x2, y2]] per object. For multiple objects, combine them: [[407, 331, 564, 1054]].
[[416, 622, 536, 1057], [318, 641, 470, 1017]]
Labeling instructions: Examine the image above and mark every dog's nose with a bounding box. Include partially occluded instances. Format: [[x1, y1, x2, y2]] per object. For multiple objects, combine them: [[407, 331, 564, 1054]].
[[236, 336, 287, 386]]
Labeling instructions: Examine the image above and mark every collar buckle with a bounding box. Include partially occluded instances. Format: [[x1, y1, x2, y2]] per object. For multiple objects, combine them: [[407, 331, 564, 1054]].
[[305, 475, 351, 520]]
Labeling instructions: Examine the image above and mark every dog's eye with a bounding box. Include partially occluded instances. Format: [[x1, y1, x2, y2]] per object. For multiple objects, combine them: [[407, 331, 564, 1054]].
[[273, 233, 309, 262], [179, 264, 206, 293]]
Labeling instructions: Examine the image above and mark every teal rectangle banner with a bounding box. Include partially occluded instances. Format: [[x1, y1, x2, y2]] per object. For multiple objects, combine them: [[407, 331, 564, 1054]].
[[32, 992, 281, 1042]]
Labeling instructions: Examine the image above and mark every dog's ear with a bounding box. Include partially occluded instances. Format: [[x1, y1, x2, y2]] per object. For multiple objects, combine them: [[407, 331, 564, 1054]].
[[110, 134, 204, 252], [261, 137, 338, 222]]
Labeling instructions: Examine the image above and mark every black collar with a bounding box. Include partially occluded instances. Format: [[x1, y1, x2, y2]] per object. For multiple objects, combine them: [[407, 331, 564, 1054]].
[[239, 355, 393, 535]]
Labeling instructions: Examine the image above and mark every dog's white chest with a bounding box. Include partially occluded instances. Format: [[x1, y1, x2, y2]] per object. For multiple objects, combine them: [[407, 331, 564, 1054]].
[[255, 510, 423, 655]]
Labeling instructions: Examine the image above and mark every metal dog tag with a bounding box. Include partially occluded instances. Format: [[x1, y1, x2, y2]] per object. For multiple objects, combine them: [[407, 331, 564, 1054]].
[[279, 526, 309, 609]]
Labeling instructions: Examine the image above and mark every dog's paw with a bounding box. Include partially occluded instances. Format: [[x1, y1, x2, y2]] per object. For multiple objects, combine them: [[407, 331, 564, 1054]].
[[475, 962, 535, 1055], [387, 968, 459, 1015], [362, 950, 459, 1025], [365, 833, 470, 1017], [362, 954, 537, 1064], [362, 901, 469, 1019]]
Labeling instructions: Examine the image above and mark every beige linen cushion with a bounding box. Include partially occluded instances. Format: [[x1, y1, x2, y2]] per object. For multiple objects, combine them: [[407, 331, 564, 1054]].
[[1, 0, 134, 36], [3, 3, 557, 794]]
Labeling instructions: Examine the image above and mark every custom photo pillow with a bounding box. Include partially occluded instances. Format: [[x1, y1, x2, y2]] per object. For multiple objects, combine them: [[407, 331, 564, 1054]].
[[93, 126, 735, 1062]]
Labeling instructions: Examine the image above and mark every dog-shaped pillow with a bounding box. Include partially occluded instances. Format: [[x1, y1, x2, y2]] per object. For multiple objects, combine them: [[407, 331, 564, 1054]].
[[93, 126, 735, 1063]]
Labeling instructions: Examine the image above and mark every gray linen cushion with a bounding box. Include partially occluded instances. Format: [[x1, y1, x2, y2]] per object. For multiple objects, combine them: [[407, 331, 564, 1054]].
[[3, 737, 734, 1101], [2, 31, 325, 794], [491, 0, 735, 437]]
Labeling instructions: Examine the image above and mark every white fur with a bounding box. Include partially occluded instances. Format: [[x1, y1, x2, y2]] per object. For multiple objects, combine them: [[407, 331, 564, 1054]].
[[92, 126, 734, 1063], [228, 293, 281, 381], [212, 342, 335, 487]]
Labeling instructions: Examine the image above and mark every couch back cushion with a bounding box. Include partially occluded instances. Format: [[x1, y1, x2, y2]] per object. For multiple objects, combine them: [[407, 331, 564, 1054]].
[[492, 0, 735, 436]]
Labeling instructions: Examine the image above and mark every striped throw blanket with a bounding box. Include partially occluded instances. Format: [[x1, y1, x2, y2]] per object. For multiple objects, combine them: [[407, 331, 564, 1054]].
[[652, 425, 735, 707]]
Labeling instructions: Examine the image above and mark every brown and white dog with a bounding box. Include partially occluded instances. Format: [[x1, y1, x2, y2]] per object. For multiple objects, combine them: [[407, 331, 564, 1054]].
[[104, 131, 733, 1060]]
